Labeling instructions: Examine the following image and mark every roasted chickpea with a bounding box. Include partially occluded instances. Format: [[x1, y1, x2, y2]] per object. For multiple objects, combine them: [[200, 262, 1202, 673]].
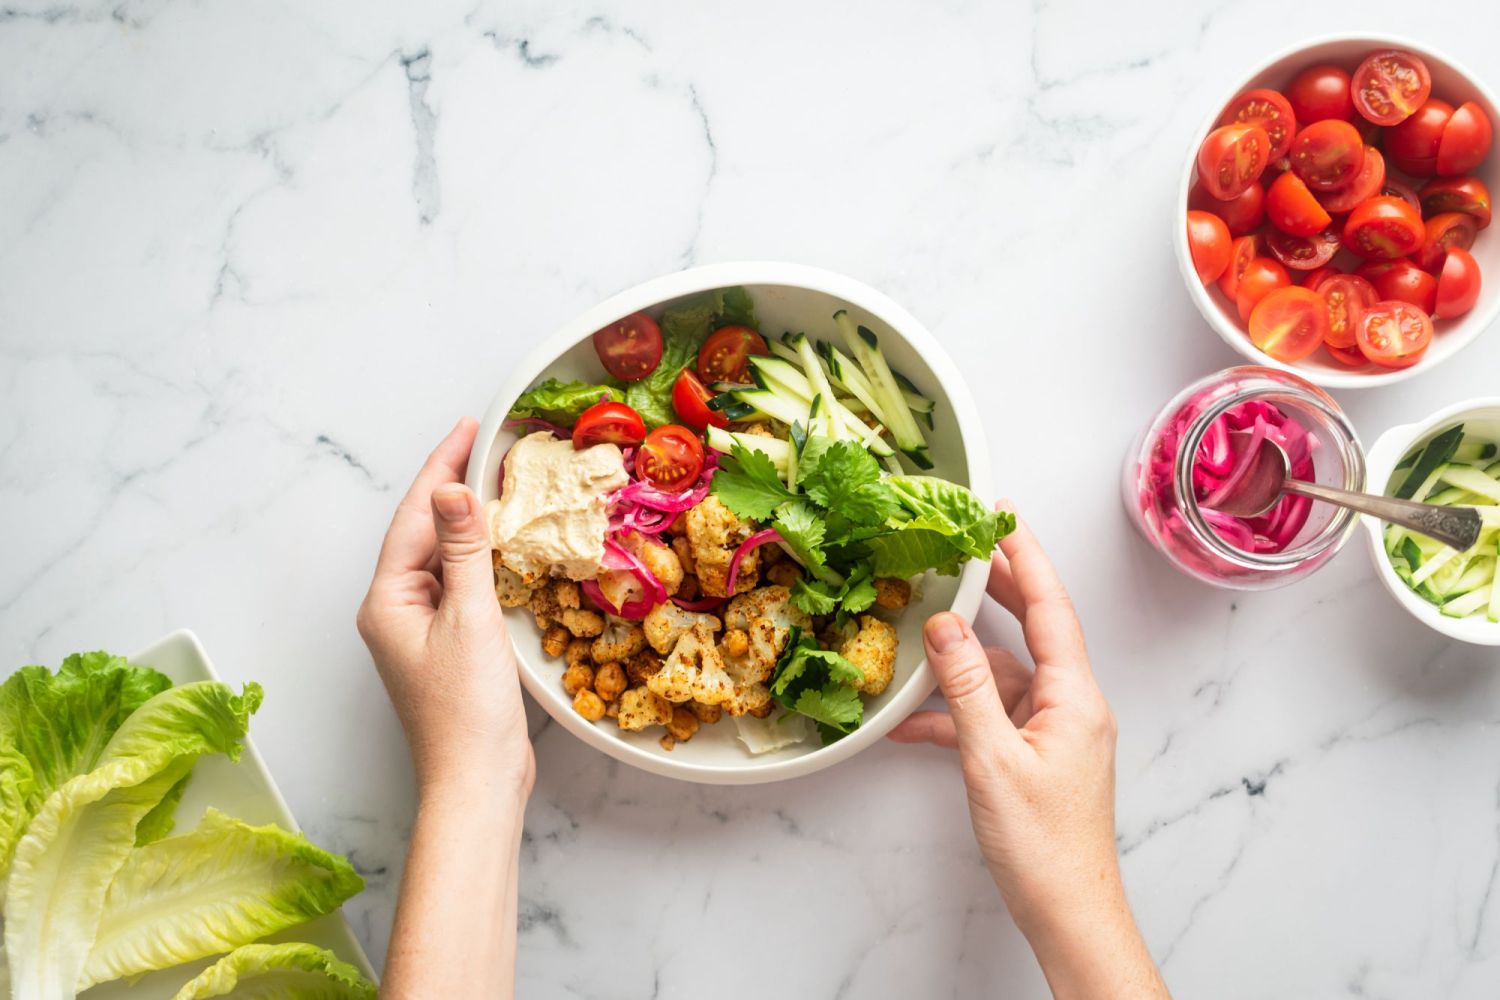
[[564, 638, 593, 669], [541, 625, 569, 658], [722, 628, 750, 658], [873, 576, 912, 610], [561, 663, 594, 697], [665, 706, 700, 743], [671, 536, 696, 575], [766, 561, 802, 588], [688, 700, 722, 725], [572, 689, 606, 722], [624, 650, 664, 686], [659, 733, 677, 752], [604, 700, 621, 720], [749, 700, 774, 719], [594, 661, 627, 702]]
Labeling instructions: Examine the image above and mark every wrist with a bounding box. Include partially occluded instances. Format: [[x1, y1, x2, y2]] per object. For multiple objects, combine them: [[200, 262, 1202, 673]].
[[416, 755, 535, 812]]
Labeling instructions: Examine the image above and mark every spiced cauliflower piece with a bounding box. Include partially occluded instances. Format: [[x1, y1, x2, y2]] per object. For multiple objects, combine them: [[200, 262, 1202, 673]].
[[647, 622, 734, 705], [721, 586, 813, 683], [684, 495, 759, 597], [527, 579, 581, 629], [592, 618, 648, 663], [492, 552, 535, 608], [616, 687, 673, 731], [620, 532, 685, 595], [839, 614, 898, 696], [643, 602, 722, 655], [558, 608, 605, 638]]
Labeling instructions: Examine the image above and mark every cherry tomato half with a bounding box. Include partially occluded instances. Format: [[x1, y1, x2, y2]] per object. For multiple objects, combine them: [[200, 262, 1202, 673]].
[[1266, 171, 1332, 237], [1286, 64, 1355, 125], [1380, 177, 1423, 212], [592, 312, 663, 382], [636, 424, 705, 492], [1302, 266, 1340, 291], [1326, 343, 1371, 367], [1290, 120, 1366, 191], [1218, 235, 1261, 300], [1316, 146, 1385, 214], [1365, 259, 1438, 315], [1189, 181, 1266, 236], [1437, 101, 1494, 177], [1235, 257, 1291, 322], [1436, 246, 1482, 319], [1414, 212, 1479, 273], [1220, 88, 1297, 161], [1420, 175, 1492, 229], [670, 369, 727, 430], [696, 325, 768, 384], [572, 401, 647, 449], [1357, 300, 1433, 368], [1385, 98, 1453, 177], [1249, 286, 1330, 362], [1343, 195, 1426, 259], [1352, 49, 1432, 127], [1197, 123, 1271, 200], [1318, 274, 1378, 349], [1266, 226, 1341, 271], [1187, 210, 1233, 283]]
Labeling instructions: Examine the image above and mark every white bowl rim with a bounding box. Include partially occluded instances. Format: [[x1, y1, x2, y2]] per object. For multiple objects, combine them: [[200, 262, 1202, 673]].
[[466, 261, 995, 783], [1361, 395, 1500, 646], [1174, 31, 1500, 390]]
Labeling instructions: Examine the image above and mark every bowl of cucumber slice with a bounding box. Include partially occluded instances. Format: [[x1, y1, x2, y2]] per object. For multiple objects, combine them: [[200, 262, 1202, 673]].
[[1365, 397, 1500, 645]]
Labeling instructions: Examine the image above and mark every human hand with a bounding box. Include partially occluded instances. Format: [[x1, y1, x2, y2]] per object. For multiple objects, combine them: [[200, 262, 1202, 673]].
[[357, 418, 534, 799]]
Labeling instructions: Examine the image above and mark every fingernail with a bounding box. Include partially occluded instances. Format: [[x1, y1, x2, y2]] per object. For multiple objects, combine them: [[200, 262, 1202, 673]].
[[433, 485, 470, 522], [925, 613, 967, 654], [995, 497, 1015, 514]]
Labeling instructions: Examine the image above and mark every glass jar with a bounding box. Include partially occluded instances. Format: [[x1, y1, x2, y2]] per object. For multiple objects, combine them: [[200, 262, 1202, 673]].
[[1123, 366, 1366, 590]]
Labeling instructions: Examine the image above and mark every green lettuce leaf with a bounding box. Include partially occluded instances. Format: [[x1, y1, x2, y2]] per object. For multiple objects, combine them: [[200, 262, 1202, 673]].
[[81, 809, 364, 989], [864, 527, 966, 578], [885, 476, 1013, 561], [170, 943, 376, 1000], [0, 652, 172, 881], [507, 378, 614, 426], [2, 680, 260, 998]]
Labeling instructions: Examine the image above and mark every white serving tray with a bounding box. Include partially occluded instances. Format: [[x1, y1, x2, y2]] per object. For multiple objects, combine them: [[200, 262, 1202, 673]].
[[80, 629, 377, 998]]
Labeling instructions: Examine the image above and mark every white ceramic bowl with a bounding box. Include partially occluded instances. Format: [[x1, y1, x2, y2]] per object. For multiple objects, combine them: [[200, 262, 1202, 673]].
[[466, 262, 994, 783], [1363, 397, 1500, 645], [1176, 33, 1500, 389]]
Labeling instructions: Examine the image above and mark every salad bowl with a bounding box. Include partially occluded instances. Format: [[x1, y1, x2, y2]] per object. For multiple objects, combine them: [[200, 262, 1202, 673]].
[[467, 262, 994, 784]]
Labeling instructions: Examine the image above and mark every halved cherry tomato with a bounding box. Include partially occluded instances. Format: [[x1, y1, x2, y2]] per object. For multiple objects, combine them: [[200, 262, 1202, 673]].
[[1286, 65, 1355, 125], [1414, 212, 1479, 273], [1220, 88, 1297, 161], [1357, 300, 1433, 368], [1266, 171, 1331, 236], [1343, 196, 1425, 259], [1266, 226, 1340, 271], [1436, 247, 1482, 319], [1437, 101, 1494, 177], [636, 424, 704, 492], [1420, 175, 1492, 228], [1317, 274, 1378, 349], [1248, 286, 1330, 362], [1302, 266, 1340, 291], [1352, 50, 1432, 127], [1326, 343, 1370, 367], [1235, 257, 1291, 322], [1189, 181, 1266, 236], [1316, 146, 1385, 214], [592, 312, 663, 382], [696, 325, 768, 384], [1363, 259, 1438, 314], [1290, 120, 1366, 191], [1381, 177, 1423, 212], [1385, 98, 1454, 176], [573, 401, 647, 449], [1218, 235, 1262, 300], [1186, 210, 1233, 284], [1197, 123, 1271, 200], [670, 369, 727, 430]]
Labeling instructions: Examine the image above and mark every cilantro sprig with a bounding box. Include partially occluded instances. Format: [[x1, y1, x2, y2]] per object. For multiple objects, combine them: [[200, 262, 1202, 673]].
[[771, 627, 865, 745]]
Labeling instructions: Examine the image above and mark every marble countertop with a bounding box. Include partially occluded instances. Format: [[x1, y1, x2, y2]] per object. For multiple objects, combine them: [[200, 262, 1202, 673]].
[[5, 1, 1500, 996]]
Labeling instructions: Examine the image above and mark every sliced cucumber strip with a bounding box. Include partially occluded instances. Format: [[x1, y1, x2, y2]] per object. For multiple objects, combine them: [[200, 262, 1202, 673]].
[[1440, 465, 1500, 503], [833, 311, 932, 469]]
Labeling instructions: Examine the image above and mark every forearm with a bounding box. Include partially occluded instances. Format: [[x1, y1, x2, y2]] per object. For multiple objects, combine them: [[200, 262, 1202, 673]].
[[1018, 873, 1171, 1000], [382, 775, 530, 999]]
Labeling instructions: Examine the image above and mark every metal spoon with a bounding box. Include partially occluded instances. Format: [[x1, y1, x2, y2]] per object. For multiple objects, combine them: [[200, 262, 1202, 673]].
[[1209, 432, 1482, 551]]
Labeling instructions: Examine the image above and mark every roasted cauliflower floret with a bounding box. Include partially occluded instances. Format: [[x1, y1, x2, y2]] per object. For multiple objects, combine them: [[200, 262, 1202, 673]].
[[647, 623, 735, 705], [724, 585, 812, 637], [559, 608, 605, 638], [616, 687, 673, 731], [624, 649, 664, 686], [591, 618, 647, 663], [527, 579, 580, 628], [721, 586, 813, 682], [620, 532, 685, 595], [684, 495, 759, 597], [840, 614, 898, 696], [493, 553, 535, 608], [643, 602, 723, 655]]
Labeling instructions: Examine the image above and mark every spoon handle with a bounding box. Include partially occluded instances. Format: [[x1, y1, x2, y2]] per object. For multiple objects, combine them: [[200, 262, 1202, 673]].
[[1282, 480, 1483, 551]]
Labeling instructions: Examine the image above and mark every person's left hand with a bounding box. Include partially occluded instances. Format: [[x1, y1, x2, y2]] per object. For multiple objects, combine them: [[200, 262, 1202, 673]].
[[356, 417, 534, 797]]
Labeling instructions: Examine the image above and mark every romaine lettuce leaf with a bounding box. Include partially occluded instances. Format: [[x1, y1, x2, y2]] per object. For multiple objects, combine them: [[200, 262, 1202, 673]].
[[885, 476, 1013, 561], [81, 809, 364, 989], [2, 680, 260, 998], [170, 943, 376, 1000], [507, 378, 614, 426]]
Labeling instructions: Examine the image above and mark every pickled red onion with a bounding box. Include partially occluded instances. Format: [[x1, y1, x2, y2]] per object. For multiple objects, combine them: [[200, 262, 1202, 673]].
[[726, 528, 783, 594]]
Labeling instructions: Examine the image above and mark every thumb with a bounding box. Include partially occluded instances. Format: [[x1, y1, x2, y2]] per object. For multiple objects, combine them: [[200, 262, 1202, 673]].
[[430, 484, 495, 608], [923, 613, 1019, 757]]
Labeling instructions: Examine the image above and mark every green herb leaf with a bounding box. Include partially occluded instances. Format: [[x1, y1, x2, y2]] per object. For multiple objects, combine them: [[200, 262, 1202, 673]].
[[711, 444, 795, 520], [790, 578, 840, 615], [791, 686, 863, 737], [773, 500, 828, 573], [507, 378, 614, 426]]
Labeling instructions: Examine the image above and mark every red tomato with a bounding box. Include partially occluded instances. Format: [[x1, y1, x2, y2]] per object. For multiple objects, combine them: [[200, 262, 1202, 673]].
[[1380, 177, 1423, 212], [1385, 99, 1454, 176], [1414, 212, 1479, 272], [1286, 65, 1355, 124], [1220, 88, 1298, 161], [1290, 120, 1366, 191], [636, 425, 704, 492], [1266, 171, 1332, 236], [1218, 235, 1261, 299], [1420, 175, 1492, 228], [670, 369, 727, 430], [1266, 226, 1341, 271], [1302, 266, 1340, 290], [1364, 259, 1438, 314], [1357, 300, 1433, 368], [1235, 257, 1291, 322], [572, 401, 647, 449], [1189, 181, 1266, 236], [1436, 247, 1482, 319], [1437, 102, 1494, 177], [1186, 211, 1233, 283], [1326, 343, 1370, 367], [696, 325, 768, 384], [1197, 123, 1271, 200], [1248, 287, 1330, 362], [1318, 274, 1378, 349], [1352, 50, 1432, 127], [1316, 146, 1385, 214], [592, 313, 663, 382], [1343, 196, 1426, 258]]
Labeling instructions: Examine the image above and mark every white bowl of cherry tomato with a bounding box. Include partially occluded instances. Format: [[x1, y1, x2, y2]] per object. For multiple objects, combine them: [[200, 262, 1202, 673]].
[[1178, 35, 1500, 386]]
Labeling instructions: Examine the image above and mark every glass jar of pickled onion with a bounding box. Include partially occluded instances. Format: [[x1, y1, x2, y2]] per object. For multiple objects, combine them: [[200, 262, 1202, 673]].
[[1123, 366, 1366, 589]]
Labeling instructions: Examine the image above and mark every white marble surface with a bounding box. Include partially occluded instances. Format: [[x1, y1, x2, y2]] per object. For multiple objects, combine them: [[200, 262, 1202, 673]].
[[5, 1, 1500, 996]]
